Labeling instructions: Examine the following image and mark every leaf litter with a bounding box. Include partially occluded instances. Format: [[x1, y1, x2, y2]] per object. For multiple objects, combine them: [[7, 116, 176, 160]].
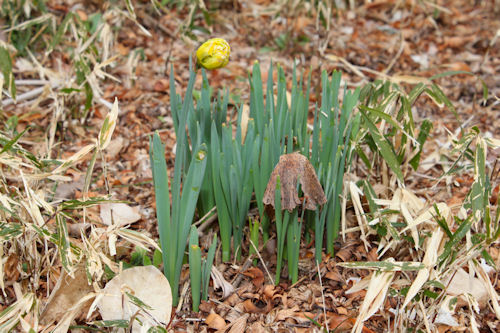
[[0, 0, 499, 332]]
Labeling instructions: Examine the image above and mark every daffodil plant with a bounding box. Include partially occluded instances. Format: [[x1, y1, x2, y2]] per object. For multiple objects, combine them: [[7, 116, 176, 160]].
[[153, 37, 362, 290]]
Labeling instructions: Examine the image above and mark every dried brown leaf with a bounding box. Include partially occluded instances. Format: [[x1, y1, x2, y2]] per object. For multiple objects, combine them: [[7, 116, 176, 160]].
[[246, 321, 267, 333], [262, 284, 276, 299], [242, 267, 264, 288], [40, 264, 93, 326], [324, 270, 343, 282], [263, 152, 326, 212], [206, 312, 227, 330], [242, 298, 272, 313]]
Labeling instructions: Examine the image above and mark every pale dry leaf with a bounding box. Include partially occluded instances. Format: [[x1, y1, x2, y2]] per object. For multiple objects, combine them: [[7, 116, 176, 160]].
[[240, 104, 250, 143], [100, 202, 141, 226], [98, 98, 119, 150], [446, 268, 488, 305], [401, 202, 450, 233], [227, 313, 249, 333], [97, 266, 172, 331], [434, 295, 459, 327], [52, 293, 96, 333], [345, 276, 370, 295], [349, 181, 370, 250], [400, 202, 419, 250], [211, 266, 235, 299], [115, 228, 161, 252], [52, 144, 94, 175], [472, 263, 500, 319], [352, 270, 394, 333], [263, 152, 326, 211], [402, 227, 444, 309], [465, 294, 481, 333], [41, 264, 93, 326], [0, 287, 36, 332]]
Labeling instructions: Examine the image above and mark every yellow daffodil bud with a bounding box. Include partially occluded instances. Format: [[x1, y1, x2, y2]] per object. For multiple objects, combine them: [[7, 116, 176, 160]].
[[196, 38, 230, 70]]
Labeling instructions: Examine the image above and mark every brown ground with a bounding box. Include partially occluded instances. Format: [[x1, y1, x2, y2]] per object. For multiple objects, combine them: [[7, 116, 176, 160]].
[[1, 0, 499, 332]]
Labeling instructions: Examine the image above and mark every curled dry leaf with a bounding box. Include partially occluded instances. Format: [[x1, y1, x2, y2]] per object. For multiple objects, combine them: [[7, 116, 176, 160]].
[[242, 267, 264, 288], [205, 312, 226, 330], [263, 152, 326, 212], [211, 265, 235, 299], [262, 284, 276, 299], [327, 312, 354, 331], [242, 298, 272, 313]]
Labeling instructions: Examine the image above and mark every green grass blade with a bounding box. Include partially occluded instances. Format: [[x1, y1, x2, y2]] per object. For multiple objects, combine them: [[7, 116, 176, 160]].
[[202, 234, 217, 300], [189, 244, 202, 312], [149, 132, 175, 302], [361, 111, 405, 183]]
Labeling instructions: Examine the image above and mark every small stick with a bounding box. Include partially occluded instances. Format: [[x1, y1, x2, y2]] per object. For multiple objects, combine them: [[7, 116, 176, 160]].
[[2, 83, 59, 106], [316, 260, 329, 332], [231, 257, 253, 288], [249, 239, 274, 285]]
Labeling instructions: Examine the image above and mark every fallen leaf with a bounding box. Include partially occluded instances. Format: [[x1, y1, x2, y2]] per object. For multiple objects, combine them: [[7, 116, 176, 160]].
[[100, 202, 142, 226], [447, 268, 489, 306], [263, 152, 326, 212], [262, 284, 276, 299], [211, 266, 235, 299], [327, 312, 353, 331], [242, 267, 264, 288], [40, 264, 93, 328], [275, 306, 299, 321], [97, 266, 172, 331], [4, 254, 19, 282], [325, 270, 343, 282], [206, 312, 226, 330], [246, 321, 266, 333], [228, 313, 249, 333], [242, 298, 272, 313]]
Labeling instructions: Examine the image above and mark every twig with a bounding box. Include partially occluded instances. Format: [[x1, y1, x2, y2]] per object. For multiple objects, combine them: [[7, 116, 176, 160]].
[[418, 300, 432, 333], [316, 260, 329, 332], [193, 206, 217, 231], [14, 79, 50, 85], [140, 12, 176, 39], [249, 239, 274, 285], [289, 275, 307, 289], [384, 33, 405, 75], [2, 83, 59, 106], [231, 256, 253, 288], [175, 281, 189, 314], [185, 318, 204, 322]]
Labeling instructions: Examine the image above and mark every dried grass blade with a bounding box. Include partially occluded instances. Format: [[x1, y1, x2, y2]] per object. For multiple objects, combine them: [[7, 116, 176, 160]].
[[352, 270, 394, 333]]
